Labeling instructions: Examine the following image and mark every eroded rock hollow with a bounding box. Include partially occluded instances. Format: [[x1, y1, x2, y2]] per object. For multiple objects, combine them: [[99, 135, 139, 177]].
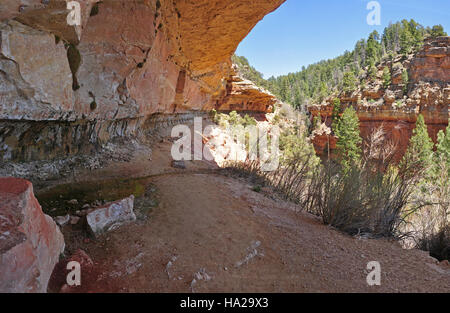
[[0, 0, 283, 162]]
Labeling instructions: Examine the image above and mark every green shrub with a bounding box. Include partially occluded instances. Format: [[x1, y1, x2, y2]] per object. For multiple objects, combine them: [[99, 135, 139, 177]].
[[213, 111, 257, 128], [334, 107, 362, 171]]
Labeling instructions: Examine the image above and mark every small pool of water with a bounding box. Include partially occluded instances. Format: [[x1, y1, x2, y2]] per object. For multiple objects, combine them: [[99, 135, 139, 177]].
[[36, 177, 158, 217]]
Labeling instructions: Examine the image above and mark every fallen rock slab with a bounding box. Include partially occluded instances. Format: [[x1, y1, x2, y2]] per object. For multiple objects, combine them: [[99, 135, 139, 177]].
[[0, 177, 65, 293], [86, 196, 136, 236]]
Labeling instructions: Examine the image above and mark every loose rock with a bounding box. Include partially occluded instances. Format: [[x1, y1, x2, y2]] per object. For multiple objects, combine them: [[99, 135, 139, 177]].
[[86, 196, 136, 236], [55, 214, 70, 227], [70, 216, 80, 225]]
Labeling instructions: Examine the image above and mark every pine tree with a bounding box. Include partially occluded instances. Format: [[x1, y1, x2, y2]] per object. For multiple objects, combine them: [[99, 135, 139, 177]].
[[401, 69, 409, 95], [366, 31, 381, 67], [400, 20, 415, 54], [435, 122, 450, 175], [335, 106, 362, 170], [403, 114, 434, 173], [368, 60, 377, 80], [343, 71, 357, 93], [331, 98, 341, 129], [430, 25, 447, 37], [433, 122, 450, 232], [318, 82, 328, 102]]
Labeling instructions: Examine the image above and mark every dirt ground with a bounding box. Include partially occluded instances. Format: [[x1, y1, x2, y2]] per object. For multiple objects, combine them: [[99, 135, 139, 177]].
[[45, 138, 449, 293]]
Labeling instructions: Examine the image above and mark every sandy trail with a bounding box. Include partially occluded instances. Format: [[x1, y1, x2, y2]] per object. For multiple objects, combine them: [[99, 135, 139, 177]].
[[48, 163, 449, 293]]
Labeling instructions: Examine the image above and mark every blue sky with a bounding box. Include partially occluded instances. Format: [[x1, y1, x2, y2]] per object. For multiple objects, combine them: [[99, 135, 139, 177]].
[[235, 0, 450, 78]]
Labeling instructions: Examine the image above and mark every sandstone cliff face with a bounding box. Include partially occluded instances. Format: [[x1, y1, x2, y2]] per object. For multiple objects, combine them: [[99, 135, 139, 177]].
[[159, 0, 284, 97], [0, 0, 284, 162], [410, 36, 450, 85], [0, 177, 65, 293], [309, 36, 449, 160], [0, 20, 74, 120]]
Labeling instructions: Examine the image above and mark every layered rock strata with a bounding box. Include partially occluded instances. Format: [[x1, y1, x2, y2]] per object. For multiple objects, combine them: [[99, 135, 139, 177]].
[[0, 0, 285, 162], [309, 37, 449, 160]]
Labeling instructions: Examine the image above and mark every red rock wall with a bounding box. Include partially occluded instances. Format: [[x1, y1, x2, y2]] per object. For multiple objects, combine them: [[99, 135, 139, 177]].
[[215, 73, 277, 113], [410, 37, 450, 85], [0, 0, 284, 121], [309, 36, 449, 161], [309, 106, 448, 162], [0, 0, 284, 161]]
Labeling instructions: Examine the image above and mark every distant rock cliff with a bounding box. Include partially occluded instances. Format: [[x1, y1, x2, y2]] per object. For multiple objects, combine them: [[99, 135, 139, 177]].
[[309, 36, 449, 161], [216, 67, 277, 113]]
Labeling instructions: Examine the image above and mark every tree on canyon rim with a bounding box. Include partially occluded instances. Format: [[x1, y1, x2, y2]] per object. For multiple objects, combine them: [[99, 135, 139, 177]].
[[402, 114, 434, 175], [331, 98, 342, 129], [334, 106, 362, 171], [237, 20, 446, 110]]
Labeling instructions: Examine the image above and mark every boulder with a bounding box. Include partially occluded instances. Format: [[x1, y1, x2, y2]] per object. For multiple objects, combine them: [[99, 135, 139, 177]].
[[86, 196, 136, 236], [0, 177, 65, 293]]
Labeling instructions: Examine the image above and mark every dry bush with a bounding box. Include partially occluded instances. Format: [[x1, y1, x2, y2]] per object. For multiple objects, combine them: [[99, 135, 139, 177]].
[[304, 161, 418, 238], [362, 124, 397, 172], [301, 126, 418, 238], [225, 147, 317, 205], [226, 125, 424, 239]]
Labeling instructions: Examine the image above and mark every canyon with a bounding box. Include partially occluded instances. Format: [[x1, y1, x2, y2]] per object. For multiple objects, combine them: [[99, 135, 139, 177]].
[[309, 36, 449, 160], [0, 1, 449, 293]]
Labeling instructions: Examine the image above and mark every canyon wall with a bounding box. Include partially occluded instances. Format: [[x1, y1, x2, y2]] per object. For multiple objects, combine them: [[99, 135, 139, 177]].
[[0, 0, 284, 162], [309, 36, 449, 161]]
